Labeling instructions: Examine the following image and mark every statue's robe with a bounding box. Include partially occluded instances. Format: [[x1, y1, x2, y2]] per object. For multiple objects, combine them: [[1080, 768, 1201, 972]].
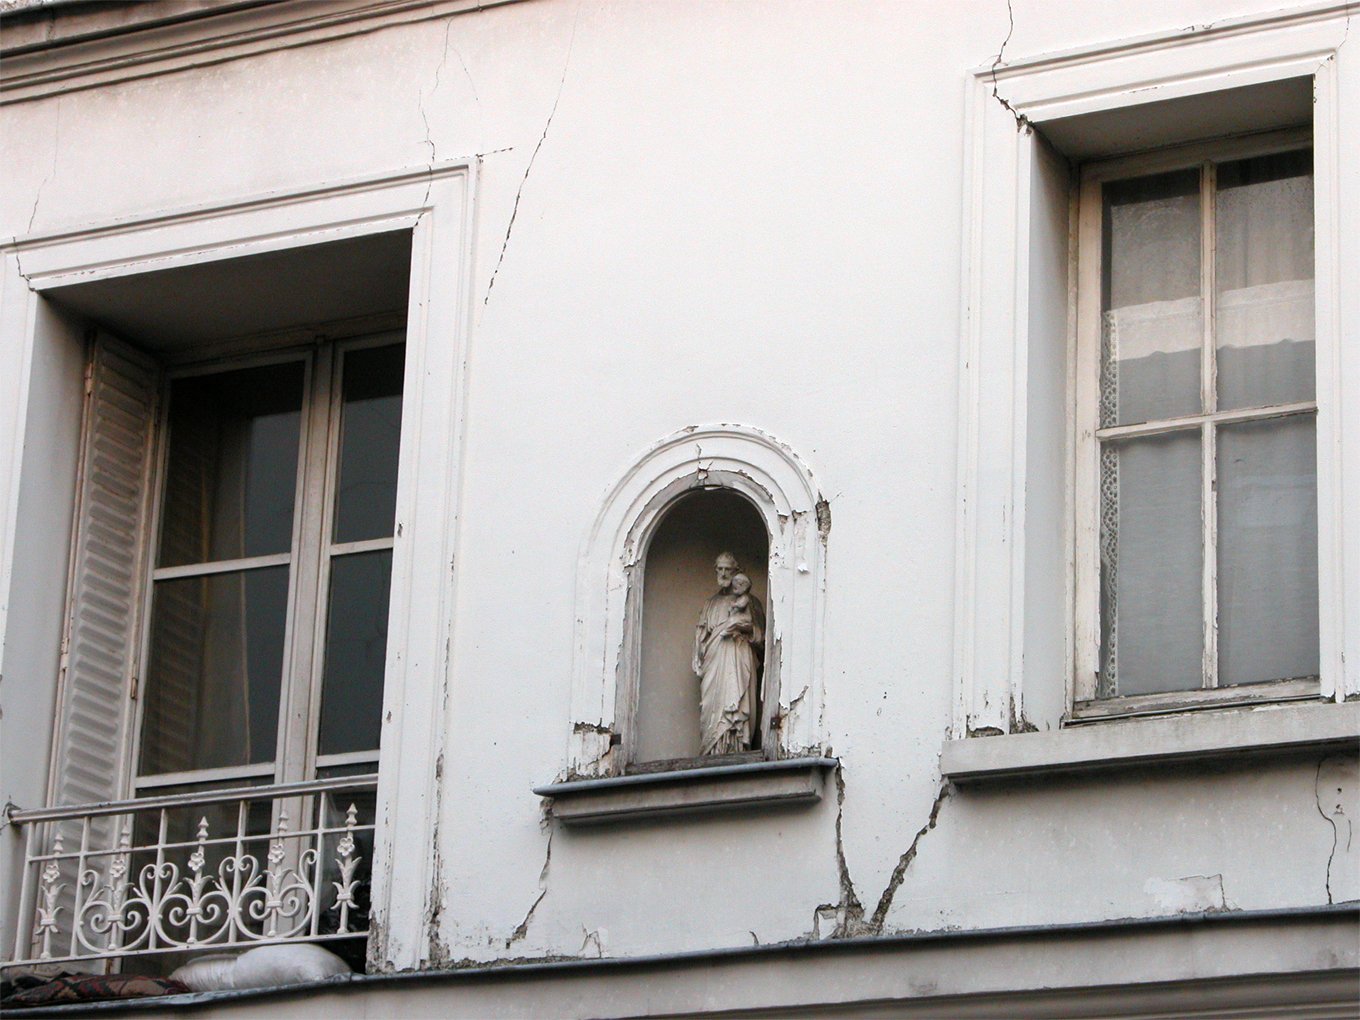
[[695, 591, 765, 755]]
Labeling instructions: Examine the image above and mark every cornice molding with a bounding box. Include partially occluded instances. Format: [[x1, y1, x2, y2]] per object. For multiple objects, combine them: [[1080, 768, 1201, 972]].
[[0, 0, 527, 106], [979, 1, 1355, 82]]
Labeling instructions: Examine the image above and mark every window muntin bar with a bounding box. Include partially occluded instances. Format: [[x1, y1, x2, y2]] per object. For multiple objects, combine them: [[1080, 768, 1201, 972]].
[[1085, 144, 1318, 704], [136, 333, 404, 790]]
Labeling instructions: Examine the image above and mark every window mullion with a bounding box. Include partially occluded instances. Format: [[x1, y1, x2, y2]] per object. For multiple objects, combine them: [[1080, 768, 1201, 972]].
[[1200, 161, 1219, 691], [277, 347, 334, 786], [1072, 175, 1106, 703]]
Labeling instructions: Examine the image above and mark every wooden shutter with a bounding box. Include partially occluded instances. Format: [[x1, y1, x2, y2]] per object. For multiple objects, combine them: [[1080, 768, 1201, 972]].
[[48, 334, 159, 811]]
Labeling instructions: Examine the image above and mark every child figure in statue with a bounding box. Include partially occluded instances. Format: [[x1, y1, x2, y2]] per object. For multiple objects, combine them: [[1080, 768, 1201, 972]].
[[692, 554, 765, 756], [728, 572, 754, 625]]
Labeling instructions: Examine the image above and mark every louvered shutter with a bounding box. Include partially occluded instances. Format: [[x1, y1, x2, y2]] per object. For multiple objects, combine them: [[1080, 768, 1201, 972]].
[[48, 334, 158, 812]]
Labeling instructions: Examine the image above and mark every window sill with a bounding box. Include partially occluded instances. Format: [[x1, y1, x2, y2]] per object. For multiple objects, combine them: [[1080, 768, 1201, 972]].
[[533, 757, 838, 825], [940, 700, 1358, 783]]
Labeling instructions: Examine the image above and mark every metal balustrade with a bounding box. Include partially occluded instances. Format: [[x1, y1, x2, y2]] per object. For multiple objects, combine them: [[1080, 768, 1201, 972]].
[[4, 776, 377, 968]]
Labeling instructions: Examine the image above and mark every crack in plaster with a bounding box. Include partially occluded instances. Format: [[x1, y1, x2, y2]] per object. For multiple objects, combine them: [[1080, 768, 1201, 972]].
[[867, 783, 951, 931], [415, 20, 450, 213], [828, 767, 866, 937], [989, 0, 1029, 132], [16, 95, 61, 282], [505, 829, 553, 948], [818, 768, 952, 940], [1314, 755, 1353, 906], [1313, 3, 1354, 77], [482, 1, 581, 307], [579, 926, 603, 958]]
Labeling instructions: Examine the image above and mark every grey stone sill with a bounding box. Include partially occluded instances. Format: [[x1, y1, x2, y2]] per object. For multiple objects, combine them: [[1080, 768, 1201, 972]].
[[534, 757, 839, 825], [940, 700, 1359, 783]]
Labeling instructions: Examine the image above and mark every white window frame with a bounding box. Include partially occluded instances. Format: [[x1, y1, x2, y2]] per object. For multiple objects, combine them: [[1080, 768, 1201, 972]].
[[129, 331, 402, 796], [953, 3, 1358, 739], [1071, 129, 1321, 718], [0, 160, 475, 971]]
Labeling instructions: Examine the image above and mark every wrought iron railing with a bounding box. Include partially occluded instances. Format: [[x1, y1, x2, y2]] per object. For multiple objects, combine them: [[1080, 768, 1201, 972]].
[[5, 776, 377, 968]]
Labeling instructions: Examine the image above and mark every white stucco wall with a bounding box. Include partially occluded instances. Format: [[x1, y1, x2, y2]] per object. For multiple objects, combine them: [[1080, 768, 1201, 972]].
[[0, 0, 1355, 991]]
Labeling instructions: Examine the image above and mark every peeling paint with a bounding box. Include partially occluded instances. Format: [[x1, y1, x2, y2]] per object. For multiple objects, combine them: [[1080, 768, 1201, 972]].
[[814, 497, 831, 539], [425, 751, 448, 966], [1143, 874, 1228, 914], [967, 725, 1005, 738]]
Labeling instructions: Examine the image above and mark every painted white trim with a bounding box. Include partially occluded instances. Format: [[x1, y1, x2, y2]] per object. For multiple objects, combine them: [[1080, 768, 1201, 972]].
[[567, 425, 829, 777], [941, 699, 1358, 782], [953, 4, 1356, 738], [151, 552, 293, 581], [0, 158, 477, 973]]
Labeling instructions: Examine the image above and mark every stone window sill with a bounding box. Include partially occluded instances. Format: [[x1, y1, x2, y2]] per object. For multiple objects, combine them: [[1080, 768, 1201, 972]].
[[533, 757, 839, 825], [940, 700, 1359, 783]]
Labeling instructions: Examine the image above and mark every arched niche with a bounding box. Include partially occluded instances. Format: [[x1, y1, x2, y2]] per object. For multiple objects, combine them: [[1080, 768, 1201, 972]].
[[568, 425, 828, 777], [634, 490, 769, 763]]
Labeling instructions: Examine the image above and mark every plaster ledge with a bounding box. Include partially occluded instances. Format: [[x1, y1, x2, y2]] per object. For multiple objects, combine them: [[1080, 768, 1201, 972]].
[[941, 701, 1359, 783], [534, 757, 838, 825]]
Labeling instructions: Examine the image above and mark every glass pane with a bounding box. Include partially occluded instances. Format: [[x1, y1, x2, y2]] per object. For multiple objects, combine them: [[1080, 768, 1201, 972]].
[[159, 363, 305, 567], [139, 566, 289, 775], [1218, 416, 1319, 686], [1101, 169, 1203, 426], [317, 550, 392, 756], [1098, 430, 1203, 696], [1216, 149, 1315, 411], [133, 779, 273, 848], [333, 344, 405, 544]]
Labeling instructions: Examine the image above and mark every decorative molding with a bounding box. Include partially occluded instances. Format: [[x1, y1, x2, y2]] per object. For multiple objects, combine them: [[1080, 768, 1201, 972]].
[[0, 0, 527, 106], [567, 425, 829, 777], [535, 757, 838, 826], [941, 701, 1360, 783]]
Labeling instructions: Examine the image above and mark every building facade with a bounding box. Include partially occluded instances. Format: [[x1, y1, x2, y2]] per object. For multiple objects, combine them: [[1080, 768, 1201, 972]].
[[0, 0, 1357, 1015]]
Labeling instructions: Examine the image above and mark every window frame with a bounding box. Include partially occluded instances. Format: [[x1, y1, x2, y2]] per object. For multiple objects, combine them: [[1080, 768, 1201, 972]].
[[0, 160, 476, 971], [129, 330, 403, 797], [1071, 128, 1322, 719], [950, 4, 1356, 741]]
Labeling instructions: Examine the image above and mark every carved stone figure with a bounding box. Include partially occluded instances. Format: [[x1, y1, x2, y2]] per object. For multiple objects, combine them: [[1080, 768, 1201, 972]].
[[692, 553, 765, 755]]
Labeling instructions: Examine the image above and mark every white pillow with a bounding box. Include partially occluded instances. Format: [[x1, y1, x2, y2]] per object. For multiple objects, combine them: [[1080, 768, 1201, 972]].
[[172, 944, 351, 992], [169, 954, 237, 992]]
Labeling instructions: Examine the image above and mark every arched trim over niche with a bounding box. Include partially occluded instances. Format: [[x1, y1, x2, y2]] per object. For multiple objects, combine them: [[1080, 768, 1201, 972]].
[[568, 425, 829, 777]]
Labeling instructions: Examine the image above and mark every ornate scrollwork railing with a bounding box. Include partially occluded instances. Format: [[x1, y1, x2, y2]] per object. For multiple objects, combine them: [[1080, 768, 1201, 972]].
[[5, 775, 377, 967]]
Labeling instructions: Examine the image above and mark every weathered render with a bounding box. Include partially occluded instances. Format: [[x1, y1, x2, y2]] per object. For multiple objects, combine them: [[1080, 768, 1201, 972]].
[[0, 0, 1357, 1016]]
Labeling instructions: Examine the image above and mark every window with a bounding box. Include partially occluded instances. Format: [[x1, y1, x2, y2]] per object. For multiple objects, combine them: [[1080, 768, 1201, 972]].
[[135, 336, 405, 795], [946, 7, 1354, 774], [2, 163, 470, 970], [1073, 133, 1318, 715]]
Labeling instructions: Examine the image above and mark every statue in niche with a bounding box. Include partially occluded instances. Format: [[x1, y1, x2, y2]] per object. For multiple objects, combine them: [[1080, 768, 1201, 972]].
[[692, 552, 765, 756]]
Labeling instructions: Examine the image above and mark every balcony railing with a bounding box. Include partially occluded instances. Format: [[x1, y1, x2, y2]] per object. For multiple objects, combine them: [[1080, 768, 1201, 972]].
[[5, 775, 377, 969]]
